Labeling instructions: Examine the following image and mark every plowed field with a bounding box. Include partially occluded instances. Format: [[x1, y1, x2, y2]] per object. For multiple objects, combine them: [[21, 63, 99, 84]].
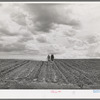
[[0, 59, 100, 89]]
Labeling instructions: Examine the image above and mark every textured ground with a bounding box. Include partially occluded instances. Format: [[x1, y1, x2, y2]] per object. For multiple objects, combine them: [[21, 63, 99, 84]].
[[0, 59, 100, 89]]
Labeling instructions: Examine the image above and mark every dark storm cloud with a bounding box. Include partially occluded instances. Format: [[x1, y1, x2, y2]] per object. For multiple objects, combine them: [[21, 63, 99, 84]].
[[25, 4, 80, 32]]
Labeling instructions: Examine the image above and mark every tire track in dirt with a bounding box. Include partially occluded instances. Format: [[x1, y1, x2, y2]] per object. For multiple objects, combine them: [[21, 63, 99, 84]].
[[0, 61, 15, 68], [37, 61, 47, 82], [0, 60, 18, 67], [59, 60, 93, 85], [62, 60, 96, 82], [4, 61, 33, 80], [26, 61, 44, 81], [25, 61, 39, 79], [45, 61, 49, 82], [53, 61, 69, 84], [50, 62, 58, 83], [45, 61, 54, 83], [54, 60, 83, 84], [0, 61, 23, 72], [61, 60, 89, 75], [0, 61, 29, 79], [16, 61, 39, 81], [49, 61, 66, 84], [57, 60, 81, 77]]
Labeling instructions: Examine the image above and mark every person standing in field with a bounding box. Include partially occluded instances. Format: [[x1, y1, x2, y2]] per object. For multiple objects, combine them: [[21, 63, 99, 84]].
[[51, 54, 54, 61], [47, 55, 50, 61]]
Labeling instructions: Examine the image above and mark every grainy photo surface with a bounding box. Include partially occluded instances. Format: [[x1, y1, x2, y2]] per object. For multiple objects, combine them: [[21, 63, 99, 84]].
[[0, 3, 100, 89]]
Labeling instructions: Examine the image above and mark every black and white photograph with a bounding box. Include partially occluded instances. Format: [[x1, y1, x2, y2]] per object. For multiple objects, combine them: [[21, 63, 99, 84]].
[[0, 2, 100, 89]]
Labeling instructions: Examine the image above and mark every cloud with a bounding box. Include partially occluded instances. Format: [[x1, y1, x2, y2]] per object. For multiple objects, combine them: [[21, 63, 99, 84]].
[[0, 4, 35, 53], [86, 42, 100, 57], [52, 24, 78, 37], [38, 43, 66, 55], [85, 34, 100, 57], [85, 34, 100, 44], [25, 4, 80, 32], [0, 3, 100, 59], [0, 27, 11, 36], [47, 44, 66, 55], [36, 35, 48, 43], [0, 42, 25, 52], [11, 11, 27, 26]]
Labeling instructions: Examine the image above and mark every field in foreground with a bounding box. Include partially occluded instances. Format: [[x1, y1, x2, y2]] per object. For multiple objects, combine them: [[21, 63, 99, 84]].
[[0, 59, 100, 89]]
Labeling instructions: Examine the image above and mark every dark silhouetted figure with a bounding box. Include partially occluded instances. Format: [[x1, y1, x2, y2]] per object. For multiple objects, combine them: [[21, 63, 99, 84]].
[[51, 54, 54, 61], [47, 55, 50, 61]]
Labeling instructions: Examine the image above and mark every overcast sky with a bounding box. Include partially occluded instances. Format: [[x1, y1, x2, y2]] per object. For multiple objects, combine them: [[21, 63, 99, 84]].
[[0, 3, 100, 60]]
